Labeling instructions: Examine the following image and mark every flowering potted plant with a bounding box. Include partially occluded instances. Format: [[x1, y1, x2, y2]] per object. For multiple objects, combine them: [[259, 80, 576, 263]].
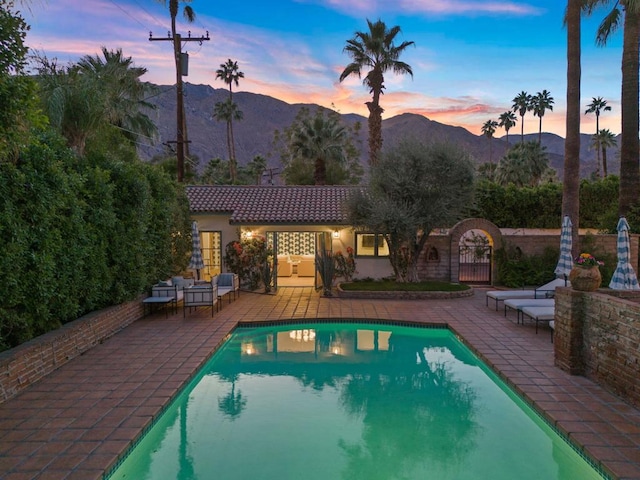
[[574, 253, 604, 268], [569, 253, 603, 292]]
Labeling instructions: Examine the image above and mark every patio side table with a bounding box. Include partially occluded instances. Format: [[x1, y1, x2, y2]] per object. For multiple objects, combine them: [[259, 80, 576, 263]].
[[142, 296, 176, 318]]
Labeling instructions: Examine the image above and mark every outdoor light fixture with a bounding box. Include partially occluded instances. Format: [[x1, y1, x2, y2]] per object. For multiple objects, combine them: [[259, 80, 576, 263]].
[[332, 230, 340, 238]]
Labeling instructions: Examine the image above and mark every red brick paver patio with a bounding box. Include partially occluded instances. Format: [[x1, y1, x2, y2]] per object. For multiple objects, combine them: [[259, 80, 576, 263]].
[[1, 287, 640, 479]]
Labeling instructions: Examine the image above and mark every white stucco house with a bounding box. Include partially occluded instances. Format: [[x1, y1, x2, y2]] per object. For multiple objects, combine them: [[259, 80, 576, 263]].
[[186, 185, 394, 288]]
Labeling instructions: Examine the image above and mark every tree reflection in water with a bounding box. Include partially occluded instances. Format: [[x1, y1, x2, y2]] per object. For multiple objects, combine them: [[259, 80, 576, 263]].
[[337, 334, 479, 480], [215, 326, 479, 479]]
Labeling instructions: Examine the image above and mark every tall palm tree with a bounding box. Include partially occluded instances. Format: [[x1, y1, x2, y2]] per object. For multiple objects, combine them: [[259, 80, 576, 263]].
[[563, 0, 582, 255], [585, 0, 640, 215], [511, 91, 533, 143], [585, 96, 612, 177], [291, 112, 348, 185], [158, 0, 196, 182], [591, 128, 617, 177], [213, 99, 243, 183], [498, 111, 517, 145], [481, 119, 499, 164], [531, 90, 554, 144], [339, 18, 414, 166], [215, 59, 244, 169]]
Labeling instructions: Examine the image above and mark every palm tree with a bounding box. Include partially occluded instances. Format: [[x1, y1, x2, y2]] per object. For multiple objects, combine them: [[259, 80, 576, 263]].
[[36, 51, 157, 156], [591, 128, 617, 177], [247, 154, 267, 185], [291, 112, 348, 185], [495, 141, 549, 187], [511, 91, 533, 143], [585, 0, 640, 215], [585, 97, 612, 178], [158, 0, 196, 182], [76, 47, 157, 144], [563, 0, 582, 255], [481, 119, 499, 164], [339, 19, 414, 166], [498, 111, 517, 145], [213, 99, 243, 183], [215, 59, 244, 168], [531, 90, 554, 144]]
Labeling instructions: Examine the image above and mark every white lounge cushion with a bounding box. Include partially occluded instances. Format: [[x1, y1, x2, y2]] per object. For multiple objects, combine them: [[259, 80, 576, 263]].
[[486, 278, 569, 309]]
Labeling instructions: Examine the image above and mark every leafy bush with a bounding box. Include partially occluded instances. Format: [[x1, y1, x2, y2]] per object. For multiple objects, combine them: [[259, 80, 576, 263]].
[[223, 236, 273, 290], [472, 177, 621, 230], [0, 131, 190, 351], [494, 244, 559, 287]]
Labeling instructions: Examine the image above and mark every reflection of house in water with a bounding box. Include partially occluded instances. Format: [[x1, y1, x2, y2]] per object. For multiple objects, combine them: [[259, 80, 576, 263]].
[[216, 326, 477, 379]]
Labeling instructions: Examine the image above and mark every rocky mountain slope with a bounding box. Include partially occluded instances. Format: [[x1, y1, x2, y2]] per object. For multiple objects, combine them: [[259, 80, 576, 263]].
[[140, 82, 619, 180]]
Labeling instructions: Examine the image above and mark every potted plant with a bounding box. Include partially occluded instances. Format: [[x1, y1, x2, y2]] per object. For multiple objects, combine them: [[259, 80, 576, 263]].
[[569, 253, 604, 292], [315, 249, 335, 296]]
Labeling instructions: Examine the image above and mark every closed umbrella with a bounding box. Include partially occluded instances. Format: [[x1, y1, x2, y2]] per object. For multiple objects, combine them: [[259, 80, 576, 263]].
[[609, 217, 640, 290], [554, 215, 573, 284], [188, 221, 205, 280]]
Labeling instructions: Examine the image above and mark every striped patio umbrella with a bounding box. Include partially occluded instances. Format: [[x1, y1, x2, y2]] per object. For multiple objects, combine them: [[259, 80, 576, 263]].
[[554, 215, 573, 283], [609, 217, 640, 290], [188, 221, 205, 280]]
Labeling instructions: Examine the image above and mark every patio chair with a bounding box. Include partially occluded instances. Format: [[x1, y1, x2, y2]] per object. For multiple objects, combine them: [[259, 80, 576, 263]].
[[504, 298, 555, 325], [183, 280, 218, 317], [217, 273, 239, 305], [520, 305, 555, 334], [485, 278, 568, 311]]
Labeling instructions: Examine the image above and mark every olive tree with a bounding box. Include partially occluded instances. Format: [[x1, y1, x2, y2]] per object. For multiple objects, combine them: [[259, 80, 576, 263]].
[[347, 138, 475, 282]]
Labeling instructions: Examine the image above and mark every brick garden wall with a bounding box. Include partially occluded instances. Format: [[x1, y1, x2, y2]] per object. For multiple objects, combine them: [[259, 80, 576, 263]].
[[555, 287, 640, 408], [0, 297, 145, 404], [417, 221, 639, 285]]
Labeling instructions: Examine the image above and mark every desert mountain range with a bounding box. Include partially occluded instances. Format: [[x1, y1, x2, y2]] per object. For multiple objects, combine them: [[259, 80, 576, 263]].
[[140, 83, 619, 180]]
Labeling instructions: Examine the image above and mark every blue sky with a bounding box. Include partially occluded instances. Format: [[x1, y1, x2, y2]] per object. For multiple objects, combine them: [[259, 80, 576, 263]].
[[25, 0, 623, 136]]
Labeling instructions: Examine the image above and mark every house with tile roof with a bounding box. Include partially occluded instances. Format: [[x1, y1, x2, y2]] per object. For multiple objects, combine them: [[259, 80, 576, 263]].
[[186, 185, 395, 286]]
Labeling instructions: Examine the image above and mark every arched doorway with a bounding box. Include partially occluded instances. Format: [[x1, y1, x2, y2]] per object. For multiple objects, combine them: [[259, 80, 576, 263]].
[[458, 230, 492, 284], [449, 219, 502, 285]]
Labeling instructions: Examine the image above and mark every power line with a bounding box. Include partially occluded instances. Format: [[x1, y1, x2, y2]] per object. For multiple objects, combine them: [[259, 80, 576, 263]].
[[106, 0, 149, 29]]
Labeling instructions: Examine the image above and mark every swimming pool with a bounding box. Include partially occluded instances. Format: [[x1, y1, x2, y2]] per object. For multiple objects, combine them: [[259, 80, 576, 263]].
[[107, 322, 606, 479]]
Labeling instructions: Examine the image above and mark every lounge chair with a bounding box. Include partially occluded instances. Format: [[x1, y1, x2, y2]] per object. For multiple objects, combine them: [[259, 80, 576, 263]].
[[485, 278, 568, 311], [504, 298, 555, 323], [521, 305, 555, 334]]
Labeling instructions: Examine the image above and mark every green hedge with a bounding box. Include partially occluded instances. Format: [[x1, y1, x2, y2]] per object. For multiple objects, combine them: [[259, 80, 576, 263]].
[[472, 177, 621, 231], [0, 132, 191, 351]]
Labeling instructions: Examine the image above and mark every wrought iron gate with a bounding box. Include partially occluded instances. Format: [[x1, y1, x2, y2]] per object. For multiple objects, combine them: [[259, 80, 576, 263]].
[[458, 245, 492, 284]]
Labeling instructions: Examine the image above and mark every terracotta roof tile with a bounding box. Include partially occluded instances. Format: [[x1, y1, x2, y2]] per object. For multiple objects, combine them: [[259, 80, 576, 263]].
[[186, 185, 362, 225]]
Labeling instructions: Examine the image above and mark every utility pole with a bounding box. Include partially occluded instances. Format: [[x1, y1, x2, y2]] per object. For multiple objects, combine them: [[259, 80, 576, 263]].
[[150, 30, 209, 182]]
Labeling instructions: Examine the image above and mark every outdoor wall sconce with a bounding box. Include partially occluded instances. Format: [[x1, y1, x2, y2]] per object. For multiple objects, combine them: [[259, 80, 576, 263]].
[[332, 230, 340, 238]]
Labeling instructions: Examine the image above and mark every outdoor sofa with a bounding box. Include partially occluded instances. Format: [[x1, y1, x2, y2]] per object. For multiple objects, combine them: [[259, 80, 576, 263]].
[[151, 276, 194, 303]]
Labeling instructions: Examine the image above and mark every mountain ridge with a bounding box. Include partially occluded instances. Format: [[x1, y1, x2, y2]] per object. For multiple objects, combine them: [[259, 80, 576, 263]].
[[140, 82, 618, 179]]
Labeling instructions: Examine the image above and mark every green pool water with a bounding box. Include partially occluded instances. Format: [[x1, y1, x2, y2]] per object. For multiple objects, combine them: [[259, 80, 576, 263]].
[[107, 322, 606, 480]]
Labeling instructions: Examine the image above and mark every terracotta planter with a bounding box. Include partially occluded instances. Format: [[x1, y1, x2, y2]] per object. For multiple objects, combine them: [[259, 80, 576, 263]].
[[569, 266, 602, 292]]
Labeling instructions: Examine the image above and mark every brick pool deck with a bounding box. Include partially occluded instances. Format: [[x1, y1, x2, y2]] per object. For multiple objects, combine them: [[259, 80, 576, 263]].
[[1, 287, 640, 480]]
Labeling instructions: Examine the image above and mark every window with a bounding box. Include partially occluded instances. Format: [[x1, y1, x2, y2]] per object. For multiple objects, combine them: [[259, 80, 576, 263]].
[[355, 233, 389, 257], [201, 231, 222, 280]]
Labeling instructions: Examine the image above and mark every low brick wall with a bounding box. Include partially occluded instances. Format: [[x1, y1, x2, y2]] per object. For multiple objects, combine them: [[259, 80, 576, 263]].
[[555, 287, 640, 408], [335, 285, 474, 300], [0, 297, 145, 404]]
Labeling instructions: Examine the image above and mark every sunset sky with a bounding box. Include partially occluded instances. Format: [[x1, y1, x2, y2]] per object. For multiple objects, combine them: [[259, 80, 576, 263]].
[[24, 0, 623, 137]]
